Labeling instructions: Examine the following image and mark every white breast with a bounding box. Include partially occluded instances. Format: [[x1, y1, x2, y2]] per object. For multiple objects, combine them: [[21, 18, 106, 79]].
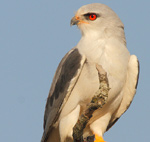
[[60, 35, 130, 120], [77, 35, 130, 107]]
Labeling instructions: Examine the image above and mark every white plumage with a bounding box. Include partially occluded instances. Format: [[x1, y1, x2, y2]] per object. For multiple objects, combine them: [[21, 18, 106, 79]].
[[41, 3, 139, 142]]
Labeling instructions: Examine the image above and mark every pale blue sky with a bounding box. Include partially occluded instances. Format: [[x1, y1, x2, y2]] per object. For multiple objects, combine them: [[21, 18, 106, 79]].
[[0, 0, 149, 142]]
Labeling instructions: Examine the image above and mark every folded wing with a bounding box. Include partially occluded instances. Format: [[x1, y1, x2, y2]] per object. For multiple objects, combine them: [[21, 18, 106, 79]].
[[107, 55, 139, 130], [41, 48, 86, 142]]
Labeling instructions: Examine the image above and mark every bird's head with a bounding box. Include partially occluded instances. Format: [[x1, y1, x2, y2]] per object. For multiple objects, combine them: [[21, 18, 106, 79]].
[[71, 3, 125, 39]]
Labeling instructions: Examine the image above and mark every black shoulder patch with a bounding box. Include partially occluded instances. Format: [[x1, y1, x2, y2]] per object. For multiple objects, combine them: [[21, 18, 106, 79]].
[[49, 49, 82, 106]]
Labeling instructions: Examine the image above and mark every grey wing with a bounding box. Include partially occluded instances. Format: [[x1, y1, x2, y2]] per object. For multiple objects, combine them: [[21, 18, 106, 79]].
[[107, 55, 139, 130], [41, 48, 86, 142]]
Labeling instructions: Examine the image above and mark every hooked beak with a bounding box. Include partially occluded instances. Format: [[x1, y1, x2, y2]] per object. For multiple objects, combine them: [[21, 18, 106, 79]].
[[70, 16, 80, 26], [70, 16, 89, 26]]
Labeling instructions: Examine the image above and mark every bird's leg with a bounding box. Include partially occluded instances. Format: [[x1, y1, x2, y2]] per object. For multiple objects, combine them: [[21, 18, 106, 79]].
[[94, 134, 105, 142]]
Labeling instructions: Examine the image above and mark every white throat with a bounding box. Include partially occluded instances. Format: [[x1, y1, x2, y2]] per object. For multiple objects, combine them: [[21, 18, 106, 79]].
[[76, 30, 107, 63], [76, 25, 126, 64]]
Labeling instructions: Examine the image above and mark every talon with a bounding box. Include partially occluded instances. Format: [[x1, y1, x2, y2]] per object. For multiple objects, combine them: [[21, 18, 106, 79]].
[[94, 134, 105, 142]]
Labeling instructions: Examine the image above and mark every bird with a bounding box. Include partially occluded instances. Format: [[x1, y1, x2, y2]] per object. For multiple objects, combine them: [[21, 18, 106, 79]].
[[41, 3, 139, 142]]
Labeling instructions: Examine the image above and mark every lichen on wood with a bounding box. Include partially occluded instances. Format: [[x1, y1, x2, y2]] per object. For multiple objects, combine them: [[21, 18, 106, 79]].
[[73, 64, 110, 142]]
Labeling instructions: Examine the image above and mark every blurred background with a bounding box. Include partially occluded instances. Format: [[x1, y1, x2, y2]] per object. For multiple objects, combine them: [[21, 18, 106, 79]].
[[0, 0, 149, 141]]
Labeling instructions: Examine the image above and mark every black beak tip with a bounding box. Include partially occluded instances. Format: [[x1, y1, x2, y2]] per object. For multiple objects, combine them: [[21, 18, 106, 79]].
[[70, 16, 79, 26]]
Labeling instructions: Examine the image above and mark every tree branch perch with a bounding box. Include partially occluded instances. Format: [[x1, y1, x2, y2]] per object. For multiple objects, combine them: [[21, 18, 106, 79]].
[[73, 64, 110, 142]]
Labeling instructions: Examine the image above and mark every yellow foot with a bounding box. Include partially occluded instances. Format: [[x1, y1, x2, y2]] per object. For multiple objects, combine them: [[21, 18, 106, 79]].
[[94, 134, 105, 142]]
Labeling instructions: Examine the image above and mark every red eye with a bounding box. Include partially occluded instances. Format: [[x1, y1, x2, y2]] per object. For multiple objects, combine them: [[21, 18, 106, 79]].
[[89, 14, 97, 21]]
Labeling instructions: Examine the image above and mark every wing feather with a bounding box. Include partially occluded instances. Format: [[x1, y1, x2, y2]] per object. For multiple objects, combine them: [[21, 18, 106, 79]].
[[107, 55, 140, 130], [41, 48, 86, 142]]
